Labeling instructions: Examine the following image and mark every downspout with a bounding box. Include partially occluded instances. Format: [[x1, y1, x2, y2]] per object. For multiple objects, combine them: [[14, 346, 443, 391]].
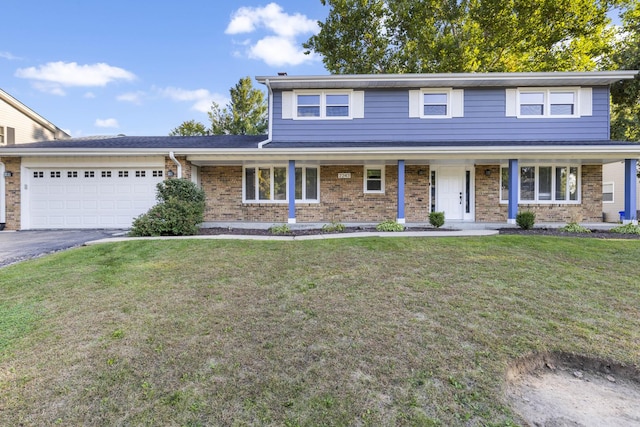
[[169, 151, 182, 178], [258, 78, 273, 148]]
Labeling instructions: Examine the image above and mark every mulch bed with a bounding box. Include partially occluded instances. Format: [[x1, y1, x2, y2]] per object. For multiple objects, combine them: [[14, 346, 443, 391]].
[[198, 226, 640, 239]]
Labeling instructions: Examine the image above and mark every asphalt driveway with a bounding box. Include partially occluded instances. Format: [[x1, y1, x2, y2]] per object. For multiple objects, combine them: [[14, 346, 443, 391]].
[[0, 229, 126, 268]]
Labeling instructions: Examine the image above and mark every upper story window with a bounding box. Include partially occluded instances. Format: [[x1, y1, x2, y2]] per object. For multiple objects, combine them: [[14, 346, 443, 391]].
[[281, 90, 365, 120], [0, 126, 4, 144], [507, 87, 591, 118], [409, 88, 464, 119]]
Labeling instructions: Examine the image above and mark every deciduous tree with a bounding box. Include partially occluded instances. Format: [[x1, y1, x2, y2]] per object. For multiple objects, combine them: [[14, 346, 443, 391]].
[[209, 76, 267, 135], [168, 119, 209, 136]]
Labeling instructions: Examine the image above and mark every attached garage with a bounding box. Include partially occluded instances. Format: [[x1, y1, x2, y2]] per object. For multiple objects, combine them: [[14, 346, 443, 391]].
[[21, 157, 165, 229]]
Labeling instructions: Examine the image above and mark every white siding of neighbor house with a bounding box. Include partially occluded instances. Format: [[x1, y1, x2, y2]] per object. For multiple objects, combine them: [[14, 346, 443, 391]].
[[0, 97, 67, 144], [602, 162, 640, 222]]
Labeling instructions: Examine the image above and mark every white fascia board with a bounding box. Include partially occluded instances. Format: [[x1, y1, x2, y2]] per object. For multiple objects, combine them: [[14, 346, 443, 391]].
[[256, 71, 639, 89]]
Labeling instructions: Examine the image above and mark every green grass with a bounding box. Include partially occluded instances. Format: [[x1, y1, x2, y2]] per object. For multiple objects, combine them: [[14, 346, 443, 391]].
[[1, 236, 639, 426]]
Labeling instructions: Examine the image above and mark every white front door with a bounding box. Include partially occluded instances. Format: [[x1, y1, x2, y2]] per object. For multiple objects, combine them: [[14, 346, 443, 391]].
[[434, 166, 474, 221]]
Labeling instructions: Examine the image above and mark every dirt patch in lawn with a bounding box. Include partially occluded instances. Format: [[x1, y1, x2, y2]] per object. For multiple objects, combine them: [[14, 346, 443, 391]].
[[505, 352, 640, 426]]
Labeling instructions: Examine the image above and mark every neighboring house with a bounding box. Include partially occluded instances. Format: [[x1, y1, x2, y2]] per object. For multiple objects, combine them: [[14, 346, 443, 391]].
[[602, 161, 640, 222], [0, 88, 70, 228], [1, 71, 639, 230]]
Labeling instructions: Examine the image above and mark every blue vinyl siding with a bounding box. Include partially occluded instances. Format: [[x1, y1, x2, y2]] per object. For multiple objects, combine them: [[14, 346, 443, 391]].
[[271, 87, 610, 142]]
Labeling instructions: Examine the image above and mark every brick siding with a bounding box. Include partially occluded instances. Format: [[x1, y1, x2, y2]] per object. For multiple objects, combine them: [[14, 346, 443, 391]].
[[475, 164, 603, 222], [1, 157, 21, 230]]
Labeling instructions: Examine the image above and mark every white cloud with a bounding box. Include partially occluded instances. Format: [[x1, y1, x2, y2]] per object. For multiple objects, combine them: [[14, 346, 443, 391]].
[[250, 36, 319, 67], [226, 3, 319, 67], [95, 118, 119, 128], [117, 91, 146, 105], [155, 86, 228, 113], [15, 61, 136, 94], [84, 92, 96, 99], [226, 3, 317, 38], [0, 51, 21, 60]]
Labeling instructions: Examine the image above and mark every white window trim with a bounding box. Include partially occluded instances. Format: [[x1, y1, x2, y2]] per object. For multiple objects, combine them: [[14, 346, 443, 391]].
[[421, 88, 453, 118], [364, 165, 385, 194], [292, 90, 354, 120], [603, 181, 614, 204], [409, 88, 464, 119], [242, 165, 320, 203], [295, 166, 321, 203], [499, 164, 582, 204], [0, 126, 4, 145], [515, 87, 581, 119]]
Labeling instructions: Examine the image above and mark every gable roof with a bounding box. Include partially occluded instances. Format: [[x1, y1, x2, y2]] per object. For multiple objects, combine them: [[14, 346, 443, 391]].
[[0, 88, 71, 139], [256, 71, 639, 90]]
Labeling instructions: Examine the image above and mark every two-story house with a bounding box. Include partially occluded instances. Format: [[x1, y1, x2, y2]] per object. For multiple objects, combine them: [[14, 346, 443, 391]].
[[0, 88, 70, 228], [0, 71, 638, 230]]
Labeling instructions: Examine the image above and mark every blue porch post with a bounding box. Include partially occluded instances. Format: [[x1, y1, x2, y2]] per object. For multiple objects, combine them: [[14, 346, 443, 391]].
[[624, 159, 637, 223], [397, 160, 405, 224], [508, 159, 519, 224], [288, 160, 296, 224]]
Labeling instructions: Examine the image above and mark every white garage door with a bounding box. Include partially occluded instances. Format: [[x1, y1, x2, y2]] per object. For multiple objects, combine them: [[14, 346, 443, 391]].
[[27, 167, 164, 229]]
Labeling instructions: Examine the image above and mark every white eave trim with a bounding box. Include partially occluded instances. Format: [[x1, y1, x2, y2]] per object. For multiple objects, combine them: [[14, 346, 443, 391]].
[[3, 144, 640, 158], [256, 71, 639, 90]]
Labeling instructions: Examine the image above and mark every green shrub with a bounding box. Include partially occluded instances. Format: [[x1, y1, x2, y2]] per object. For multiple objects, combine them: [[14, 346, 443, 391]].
[[559, 222, 591, 233], [429, 211, 445, 228], [610, 223, 640, 234], [515, 211, 536, 230], [322, 221, 346, 233], [376, 220, 405, 232], [130, 179, 205, 236], [269, 224, 291, 235]]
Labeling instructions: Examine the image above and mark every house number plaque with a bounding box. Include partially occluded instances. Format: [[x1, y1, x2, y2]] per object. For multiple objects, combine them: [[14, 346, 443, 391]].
[[338, 173, 351, 179]]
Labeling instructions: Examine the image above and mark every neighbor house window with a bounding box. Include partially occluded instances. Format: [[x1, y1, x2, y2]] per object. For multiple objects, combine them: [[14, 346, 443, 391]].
[[517, 88, 579, 118], [500, 165, 580, 203], [295, 91, 351, 119], [0, 126, 4, 144], [603, 182, 614, 203], [244, 166, 287, 202], [295, 167, 319, 202], [364, 166, 385, 193]]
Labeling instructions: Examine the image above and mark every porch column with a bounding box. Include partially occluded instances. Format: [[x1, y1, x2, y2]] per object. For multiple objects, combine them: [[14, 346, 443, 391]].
[[397, 160, 405, 224], [288, 160, 296, 224], [508, 159, 519, 224], [624, 159, 637, 224]]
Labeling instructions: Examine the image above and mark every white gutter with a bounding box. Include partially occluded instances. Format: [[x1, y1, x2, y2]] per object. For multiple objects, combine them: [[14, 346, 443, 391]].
[[169, 151, 182, 178], [258, 78, 273, 148]]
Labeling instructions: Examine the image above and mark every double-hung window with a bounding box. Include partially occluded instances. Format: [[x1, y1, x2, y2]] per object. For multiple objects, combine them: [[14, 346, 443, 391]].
[[244, 166, 319, 203], [500, 165, 580, 203], [602, 182, 614, 203], [409, 88, 464, 118], [294, 91, 352, 119], [515, 88, 580, 118], [364, 166, 384, 193]]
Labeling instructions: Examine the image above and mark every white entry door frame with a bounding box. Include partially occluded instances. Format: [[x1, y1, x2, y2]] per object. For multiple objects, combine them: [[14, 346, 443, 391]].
[[431, 165, 475, 221]]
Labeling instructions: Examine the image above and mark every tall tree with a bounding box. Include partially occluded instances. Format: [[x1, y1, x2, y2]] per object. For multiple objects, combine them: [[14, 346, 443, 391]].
[[168, 119, 209, 136], [304, 0, 618, 74], [611, 3, 640, 141], [209, 76, 267, 135]]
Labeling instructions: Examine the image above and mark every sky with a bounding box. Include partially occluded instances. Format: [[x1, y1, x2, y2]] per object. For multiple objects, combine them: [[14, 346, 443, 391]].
[[1, 1, 330, 137]]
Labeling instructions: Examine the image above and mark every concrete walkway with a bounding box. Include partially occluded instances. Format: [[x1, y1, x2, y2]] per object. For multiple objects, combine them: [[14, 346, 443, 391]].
[[85, 228, 498, 245]]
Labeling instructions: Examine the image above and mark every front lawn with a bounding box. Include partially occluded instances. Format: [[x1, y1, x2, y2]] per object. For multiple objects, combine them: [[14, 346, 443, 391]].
[[1, 236, 638, 425]]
